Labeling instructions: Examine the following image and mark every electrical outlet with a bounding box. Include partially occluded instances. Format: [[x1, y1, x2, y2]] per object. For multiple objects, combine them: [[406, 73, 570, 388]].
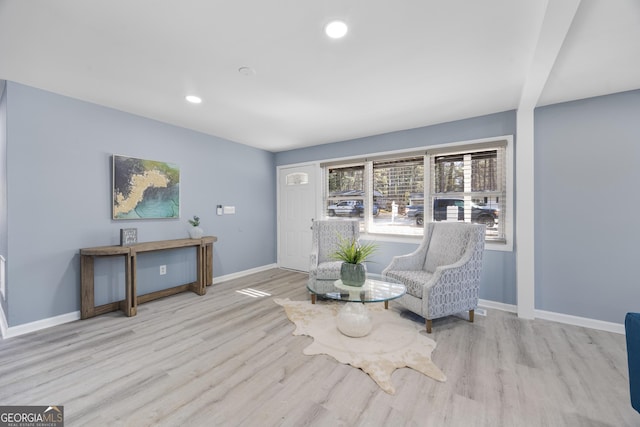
[[159, 265, 167, 275]]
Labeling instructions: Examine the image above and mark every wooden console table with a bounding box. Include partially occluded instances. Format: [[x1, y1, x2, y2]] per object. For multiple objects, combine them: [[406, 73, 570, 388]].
[[80, 236, 217, 319]]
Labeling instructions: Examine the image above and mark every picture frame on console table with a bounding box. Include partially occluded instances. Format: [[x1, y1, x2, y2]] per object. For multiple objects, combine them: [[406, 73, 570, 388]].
[[112, 154, 180, 220], [120, 228, 138, 246]]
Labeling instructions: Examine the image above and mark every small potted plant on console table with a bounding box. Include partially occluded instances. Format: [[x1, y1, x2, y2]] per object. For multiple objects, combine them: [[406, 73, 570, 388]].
[[331, 236, 377, 287], [188, 215, 204, 239]]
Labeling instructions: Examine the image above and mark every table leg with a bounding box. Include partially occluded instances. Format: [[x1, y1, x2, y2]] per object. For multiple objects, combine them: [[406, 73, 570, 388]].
[[80, 255, 95, 319], [195, 244, 205, 295], [127, 253, 137, 316], [311, 293, 316, 304], [204, 242, 213, 286], [187, 245, 205, 295]]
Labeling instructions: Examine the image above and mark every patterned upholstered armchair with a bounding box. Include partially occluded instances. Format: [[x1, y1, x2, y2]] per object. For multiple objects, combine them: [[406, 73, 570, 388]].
[[382, 222, 485, 333], [309, 219, 360, 279]]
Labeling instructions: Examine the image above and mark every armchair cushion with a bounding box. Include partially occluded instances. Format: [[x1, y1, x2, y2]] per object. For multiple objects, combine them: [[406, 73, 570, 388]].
[[315, 261, 344, 280], [385, 270, 433, 298]]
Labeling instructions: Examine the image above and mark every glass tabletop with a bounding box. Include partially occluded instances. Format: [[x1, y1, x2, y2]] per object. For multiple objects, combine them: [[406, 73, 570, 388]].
[[307, 273, 406, 303]]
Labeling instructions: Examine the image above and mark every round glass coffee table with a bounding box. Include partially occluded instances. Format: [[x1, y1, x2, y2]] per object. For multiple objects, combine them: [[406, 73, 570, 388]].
[[307, 273, 406, 337]]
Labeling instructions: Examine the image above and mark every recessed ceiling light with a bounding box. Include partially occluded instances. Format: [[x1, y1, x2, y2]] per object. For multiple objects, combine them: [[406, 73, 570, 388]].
[[238, 66, 256, 76], [325, 20, 348, 39], [185, 95, 202, 104]]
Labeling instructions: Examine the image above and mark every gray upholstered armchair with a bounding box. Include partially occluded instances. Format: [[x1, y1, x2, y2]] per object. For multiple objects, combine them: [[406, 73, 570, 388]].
[[309, 219, 359, 279], [382, 222, 485, 333]]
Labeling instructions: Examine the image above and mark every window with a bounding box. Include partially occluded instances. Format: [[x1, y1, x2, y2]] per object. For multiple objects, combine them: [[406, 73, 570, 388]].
[[428, 142, 506, 242], [285, 172, 309, 185], [368, 156, 425, 236], [325, 164, 366, 219], [322, 137, 510, 245]]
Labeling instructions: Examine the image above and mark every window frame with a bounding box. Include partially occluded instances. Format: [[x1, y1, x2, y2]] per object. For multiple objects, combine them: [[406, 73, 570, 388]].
[[320, 135, 513, 252]]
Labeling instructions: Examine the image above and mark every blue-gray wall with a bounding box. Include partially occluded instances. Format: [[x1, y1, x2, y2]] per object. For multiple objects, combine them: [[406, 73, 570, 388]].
[[4, 82, 277, 326], [535, 90, 640, 324], [275, 111, 516, 166], [275, 111, 518, 306]]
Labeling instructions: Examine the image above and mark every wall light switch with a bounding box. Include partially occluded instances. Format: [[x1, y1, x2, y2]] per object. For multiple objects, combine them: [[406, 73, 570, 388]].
[[223, 206, 235, 215]]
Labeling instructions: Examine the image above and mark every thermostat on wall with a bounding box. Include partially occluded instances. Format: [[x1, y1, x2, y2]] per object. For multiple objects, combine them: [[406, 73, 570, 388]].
[[223, 206, 235, 215]]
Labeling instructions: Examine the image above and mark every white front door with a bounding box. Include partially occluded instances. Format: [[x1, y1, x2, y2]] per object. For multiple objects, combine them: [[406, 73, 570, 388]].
[[278, 164, 317, 272]]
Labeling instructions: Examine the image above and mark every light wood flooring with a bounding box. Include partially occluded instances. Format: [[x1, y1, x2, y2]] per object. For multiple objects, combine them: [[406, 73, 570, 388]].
[[0, 268, 637, 426]]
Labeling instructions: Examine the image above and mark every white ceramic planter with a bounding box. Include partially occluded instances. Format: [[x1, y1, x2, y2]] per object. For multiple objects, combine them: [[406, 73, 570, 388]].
[[189, 226, 203, 239]]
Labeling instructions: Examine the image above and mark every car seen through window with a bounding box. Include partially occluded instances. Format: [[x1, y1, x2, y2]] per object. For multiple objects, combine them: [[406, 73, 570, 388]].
[[406, 198, 498, 227], [327, 200, 379, 217]]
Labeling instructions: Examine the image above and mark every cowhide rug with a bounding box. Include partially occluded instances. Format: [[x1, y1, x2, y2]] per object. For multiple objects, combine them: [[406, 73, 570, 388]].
[[274, 298, 446, 394]]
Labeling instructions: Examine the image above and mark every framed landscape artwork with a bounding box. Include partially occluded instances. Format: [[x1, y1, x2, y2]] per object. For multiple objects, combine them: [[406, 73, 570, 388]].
[[112, 155, 180, 220]]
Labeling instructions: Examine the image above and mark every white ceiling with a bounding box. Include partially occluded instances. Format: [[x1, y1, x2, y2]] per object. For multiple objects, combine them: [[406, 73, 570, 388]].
[[1, 1, 639, 152]]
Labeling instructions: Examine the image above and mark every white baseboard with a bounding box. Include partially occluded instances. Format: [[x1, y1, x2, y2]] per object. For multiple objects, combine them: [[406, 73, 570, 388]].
[[2, 311, 80, 339], [479, 298, 517, 313], [534, 309, 625, 335], [213, 263, 278, 284], [478, 298, 625, 335]]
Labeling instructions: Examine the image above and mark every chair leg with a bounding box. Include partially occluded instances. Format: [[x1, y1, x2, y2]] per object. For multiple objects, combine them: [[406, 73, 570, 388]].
[[426, 319, 432, 334], [469, 309, 474, 323]]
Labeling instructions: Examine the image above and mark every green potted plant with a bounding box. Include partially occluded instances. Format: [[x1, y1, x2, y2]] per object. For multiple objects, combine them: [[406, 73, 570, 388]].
[[188, 215, 203, 239], [331, 236, 377, 287]]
